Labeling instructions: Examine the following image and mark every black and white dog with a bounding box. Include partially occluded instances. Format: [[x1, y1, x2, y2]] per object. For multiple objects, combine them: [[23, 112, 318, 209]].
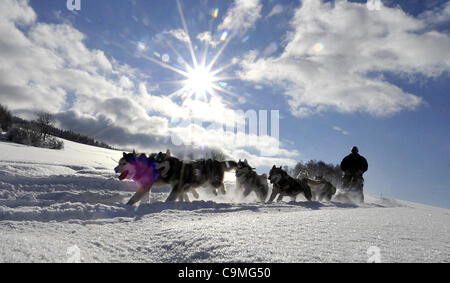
[[268, 166, 312, 202], [153, 150, 237, 202], [114, 151, 168, 205], [235, 159, 269, 203]]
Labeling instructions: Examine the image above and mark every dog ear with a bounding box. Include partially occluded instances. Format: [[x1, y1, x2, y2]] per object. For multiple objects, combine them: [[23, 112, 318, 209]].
[[244, 159, 248, 164], [166, 149, 171, 157], [272, 165, 276, 169], [132, 149, 137, 156], [123, 152, 127, 158]]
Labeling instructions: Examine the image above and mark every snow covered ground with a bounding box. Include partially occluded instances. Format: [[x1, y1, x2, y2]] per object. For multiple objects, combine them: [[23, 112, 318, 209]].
[[0, 139, 448, 263]]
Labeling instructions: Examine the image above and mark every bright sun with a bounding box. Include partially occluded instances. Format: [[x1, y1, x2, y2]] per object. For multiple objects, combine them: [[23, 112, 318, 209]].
[[185, 66, 216, 100], [139, 0, 237, 103]]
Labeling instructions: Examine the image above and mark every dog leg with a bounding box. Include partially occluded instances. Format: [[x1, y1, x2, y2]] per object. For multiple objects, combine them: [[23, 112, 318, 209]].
[[127, 190, 147, 206], [303, 187, 313, 201], [326, 190, 334, 201], [165, 186, 179, 202], [176, 184, 192, 202], [140, 190, 150, 204], [276, 193, 284, 202], [166, 180, 187, 202], [257, 190, 267, 203], [268, 192, 277, 203], [268, 186, 279, 203], [220, 183, 227, 195], [191, 188, 200, 199], [212, 188, 219, 196]]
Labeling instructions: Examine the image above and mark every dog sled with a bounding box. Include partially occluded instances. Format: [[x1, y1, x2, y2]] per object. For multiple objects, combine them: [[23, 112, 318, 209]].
[[333, 174, 365, 204]]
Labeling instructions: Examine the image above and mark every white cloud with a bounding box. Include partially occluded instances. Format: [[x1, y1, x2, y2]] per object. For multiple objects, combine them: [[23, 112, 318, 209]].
[[332, 126, 348, 136], [0, 0, 156, 131], [419, 1, 450, 26], [238, 0, 450, 117], [0, 0, 36, 25], [229, 149, 298, 168], [168, 124, 298, 167], [0, 0, 298, 168], [138, 83, 246, 128], [119, 76, 134, 89], [163, 29, 190, 43], [266, 4, 284, 19], [218, 0, 262, 33], [197, 31, 220, 48]]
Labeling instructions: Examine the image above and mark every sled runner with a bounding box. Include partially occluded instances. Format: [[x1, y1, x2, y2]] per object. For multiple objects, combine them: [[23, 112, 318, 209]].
[[333, 175, 364, 204]]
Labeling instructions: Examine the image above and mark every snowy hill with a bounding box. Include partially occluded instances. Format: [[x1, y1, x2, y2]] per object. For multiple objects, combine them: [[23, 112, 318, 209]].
[[0, 139, 448, 262]]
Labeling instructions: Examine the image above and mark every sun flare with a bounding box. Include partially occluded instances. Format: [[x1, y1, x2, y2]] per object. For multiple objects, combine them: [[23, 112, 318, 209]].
[[184, 66, 216, 100], [137, 0, 238, 104]]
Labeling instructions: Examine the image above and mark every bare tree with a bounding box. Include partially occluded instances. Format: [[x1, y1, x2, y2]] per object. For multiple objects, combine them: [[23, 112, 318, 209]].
[[36, 112, 55, 141]]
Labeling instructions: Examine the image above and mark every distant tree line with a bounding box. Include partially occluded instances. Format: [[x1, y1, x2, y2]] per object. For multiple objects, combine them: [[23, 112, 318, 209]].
[[0, 104, 12, 132], [0, 104, 114, 150]]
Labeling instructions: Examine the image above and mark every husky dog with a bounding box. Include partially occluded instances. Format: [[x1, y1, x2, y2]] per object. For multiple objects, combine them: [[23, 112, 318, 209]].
[[268, 166, 312, 202], [304, 175, 336, 201], [154, 150, 238, 202], [114, 151, 162, 206], [235, 159, 269, 203], [295, 170, 310, 179]]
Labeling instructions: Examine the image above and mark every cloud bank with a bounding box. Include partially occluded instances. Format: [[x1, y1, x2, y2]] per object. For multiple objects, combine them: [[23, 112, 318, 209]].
[[0, 0, 296, 168], [238, 0, 450, 117]]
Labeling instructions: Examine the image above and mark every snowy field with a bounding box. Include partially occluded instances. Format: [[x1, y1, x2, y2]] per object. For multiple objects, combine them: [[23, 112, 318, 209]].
[[0, 139, 448, 263]]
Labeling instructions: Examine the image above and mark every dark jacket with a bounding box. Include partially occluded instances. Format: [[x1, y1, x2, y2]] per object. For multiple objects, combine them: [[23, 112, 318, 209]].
[[340, 153, 368, 174]]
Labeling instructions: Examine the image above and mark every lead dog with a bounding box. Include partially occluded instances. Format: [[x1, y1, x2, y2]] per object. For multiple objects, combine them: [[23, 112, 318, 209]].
[[235, 159, 269, 203], [114, 151, 163, 205], [268, 166, 312, 202]]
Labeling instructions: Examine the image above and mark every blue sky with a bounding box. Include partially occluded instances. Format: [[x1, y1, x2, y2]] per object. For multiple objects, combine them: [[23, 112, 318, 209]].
[[1, 0, 449, 208]]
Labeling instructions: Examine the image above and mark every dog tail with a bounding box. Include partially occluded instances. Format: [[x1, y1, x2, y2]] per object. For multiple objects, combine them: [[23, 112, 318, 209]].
[[221, 160, 237, 171]]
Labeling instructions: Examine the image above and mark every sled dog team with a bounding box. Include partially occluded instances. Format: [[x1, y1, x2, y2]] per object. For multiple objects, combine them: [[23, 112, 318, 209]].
[[114, 150, 336, 206]]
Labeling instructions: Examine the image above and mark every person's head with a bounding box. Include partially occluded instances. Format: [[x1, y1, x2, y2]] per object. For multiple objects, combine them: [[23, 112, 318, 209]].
[[351, 146, 359, 154]]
